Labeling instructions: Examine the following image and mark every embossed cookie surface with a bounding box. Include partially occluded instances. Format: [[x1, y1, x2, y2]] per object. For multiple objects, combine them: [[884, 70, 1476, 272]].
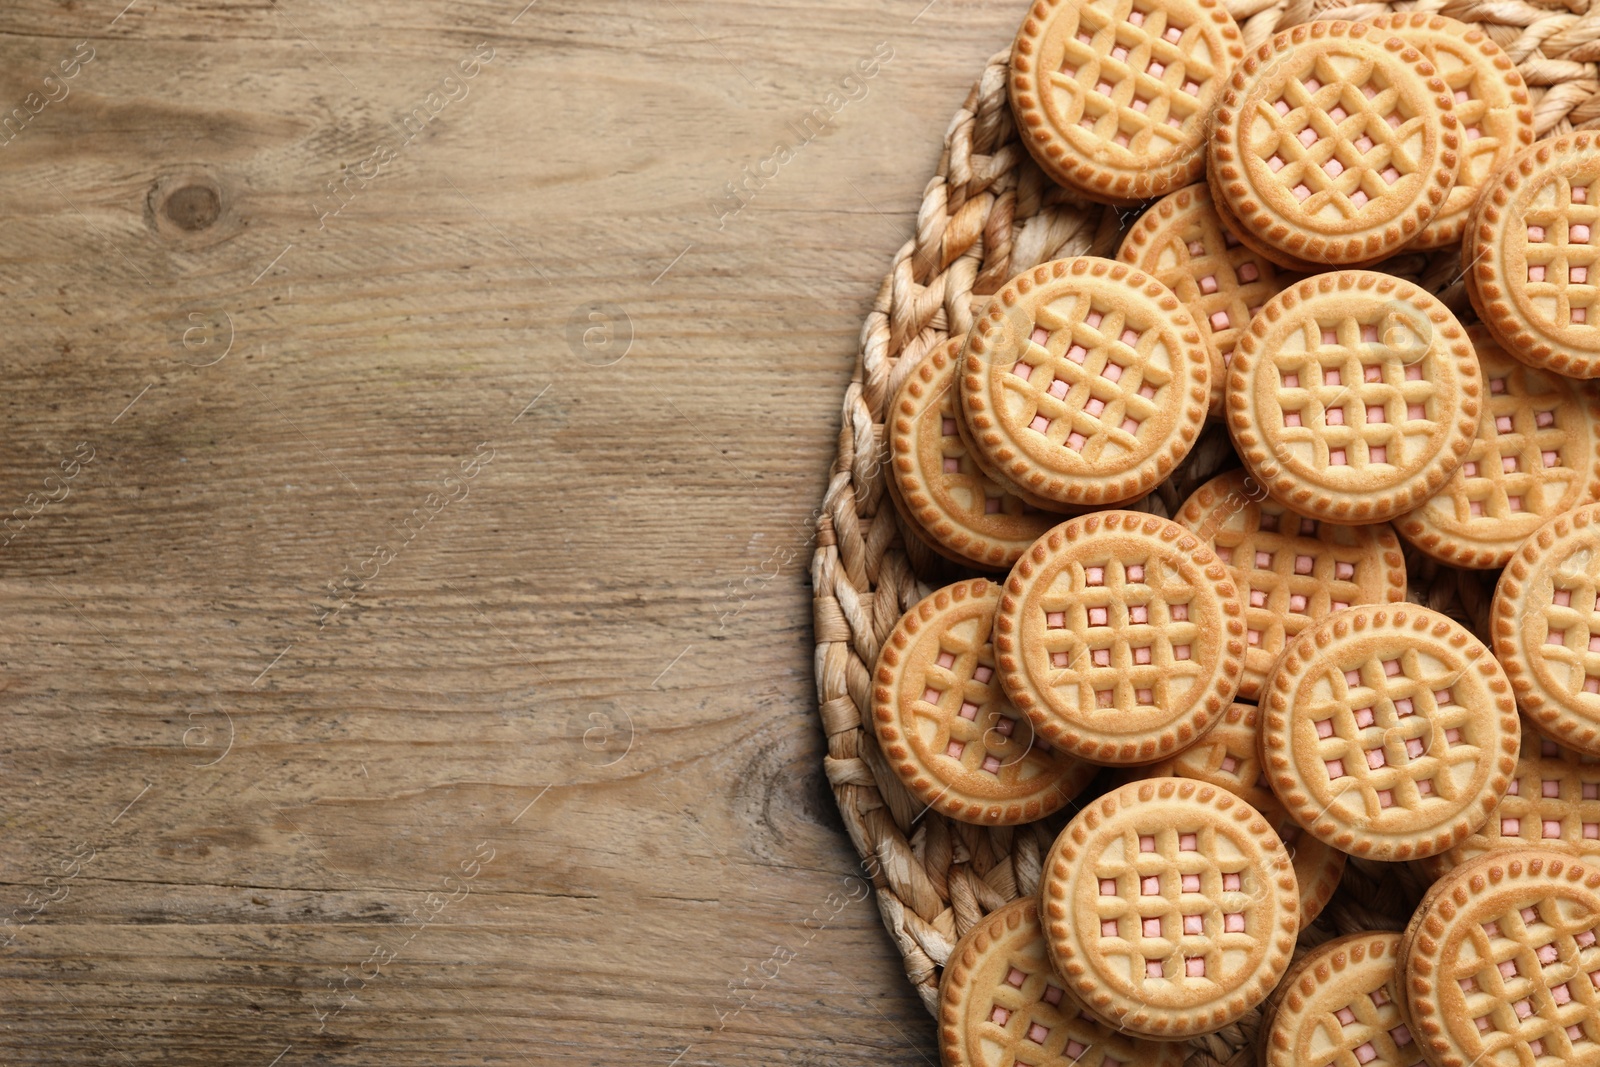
[[1492, 503, 1600, 755], [938, 898, 1185, 1067], [872, 579, 1097, 825], [1009, 0, 1244, 204], [1365, 13, 1533, 250], [1401, 850, 1600, 1067], [961, 258, 1211, 508], [1226, 270, 1481, 524], [1178, 469, 1406, 696], [1259, 604, 1520, 860], [1118, 183, 1302, 417], [1144, 702, 1345, 927], [1040, 777, 1299, 1038], [1397, 327, 1600, 569], [890, 339, 1061, 570], [1209, 20, 1460, 267], [995, 510, 1245, 764], [1468, 133, 1600, 379], [1261, 933, 1423, 1067], [1423, 725, 1600, 878]]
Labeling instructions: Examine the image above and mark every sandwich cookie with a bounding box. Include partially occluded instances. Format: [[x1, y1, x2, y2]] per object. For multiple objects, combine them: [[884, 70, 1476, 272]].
[[995, 510, 1246, 765], [939, 898, 1185, 1067], [1117, 183, 1302, 417], [1226, 270, 1481, 524], [1260, 933, 1424, 1067], [1177, 469, 1407, 698], [1009, 0, 1244, 204], [1259, 604, 1520, 860], [1040, 776, 1299, 1039], [888, 339, 1062, 570], [1209, 20, 1460, 268], [873, 579, 1098, 825], [961, 258, 1211, 509]]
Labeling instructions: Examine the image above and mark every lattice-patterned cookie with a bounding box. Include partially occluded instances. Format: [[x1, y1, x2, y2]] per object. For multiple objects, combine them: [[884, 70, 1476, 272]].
[[1226, 270, 1481, 524], [1364, 14, 1534, 250], [995, 510, 1245, 765], [1423, 724, 1600, 879], [1261, 933, 1424, 1067], [873, 579, 1097, 825], [1468, 133, 1600, 379], [961, 258, 1211, 508], [889, 339, 1063, 570], [1492, 503, 1600, 755], [1040, 776, 1299, 1039], [1118, 183, 1303, 418], [1009, 0, 1245, 205], [1177, 469, 1407, 697], [1401, 850, 1600, 1067], [1260, 604, 1520, 860], [1144, 703, 1346, 928], [1209, 20, 1461, 268], [1397, 328, 1600, 569], [939, 898, 1186, 1067]]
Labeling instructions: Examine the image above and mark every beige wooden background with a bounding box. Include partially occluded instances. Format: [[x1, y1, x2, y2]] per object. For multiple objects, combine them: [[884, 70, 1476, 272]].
[[0, 0, 1040, 1062]]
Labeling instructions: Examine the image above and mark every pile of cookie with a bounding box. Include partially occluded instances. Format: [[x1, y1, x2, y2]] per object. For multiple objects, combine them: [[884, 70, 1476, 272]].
[[874, 1, 1600, 1064]]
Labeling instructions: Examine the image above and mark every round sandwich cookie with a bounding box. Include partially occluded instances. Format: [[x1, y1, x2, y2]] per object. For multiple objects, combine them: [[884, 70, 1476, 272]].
[[1492, 503, 1600, 755], [1423, 724, 1600, 879], [1209, 20, 1461, 268], [1143, 703, 1346, 928], [888, 339, 1062, 570], [1117, 183, 1303, 417], [1226, 270, 1482, 525], [1009, 0, 1245, 205], [1467, 133, 1600, 379], [995, 510, 1246, 765], [872, 579, 1098, 825], [1401, 850, 1600, 1067], [1039, 776, 1299, 1039], [1363, 14, 1534, 250], [960, 258, 1211, 509], [1260, 933, 1424, 1067], [1259, 604, 1520, 860], [1397, 327, 1600, 569], [939, 898, 1186, 1067], [1177, 469, 1407, 698]]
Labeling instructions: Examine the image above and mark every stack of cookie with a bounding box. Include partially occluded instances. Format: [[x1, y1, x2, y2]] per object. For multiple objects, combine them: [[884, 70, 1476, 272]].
[[871, 0, 1600, 1062]]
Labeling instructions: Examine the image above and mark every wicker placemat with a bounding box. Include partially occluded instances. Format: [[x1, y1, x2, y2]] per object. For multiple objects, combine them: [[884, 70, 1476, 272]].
[[811, 3, 1600, 1062]]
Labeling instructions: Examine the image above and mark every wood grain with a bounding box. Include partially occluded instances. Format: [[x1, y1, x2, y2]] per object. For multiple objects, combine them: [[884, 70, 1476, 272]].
[[0, 0, 1035, 1061]]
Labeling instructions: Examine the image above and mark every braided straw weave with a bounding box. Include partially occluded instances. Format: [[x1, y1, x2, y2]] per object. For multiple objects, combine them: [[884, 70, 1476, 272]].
[[811, 0, 1600, 1060]]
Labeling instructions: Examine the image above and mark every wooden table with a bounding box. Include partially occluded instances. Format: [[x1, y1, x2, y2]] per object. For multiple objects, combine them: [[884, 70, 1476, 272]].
[[0, 1, 1023, 1061]]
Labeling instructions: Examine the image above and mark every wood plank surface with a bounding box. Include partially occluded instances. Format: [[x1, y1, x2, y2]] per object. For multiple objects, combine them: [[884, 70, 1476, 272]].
[[0, 0, 1026, 1062]]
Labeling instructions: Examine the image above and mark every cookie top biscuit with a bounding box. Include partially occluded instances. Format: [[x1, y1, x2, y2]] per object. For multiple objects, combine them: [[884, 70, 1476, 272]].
[[872, 579, 1097, 825], [1040, 776, 1299, 1039], [889, 339, 1062, 569], [1226, 270, 1481, 524], [1467, 132, 1600, 379], [1492, 502, 1600, 754], [1363, 14, 1533, 250], [960, 258, 1211, 507], [1009, 0, 1244, 205], [938, 898, 1186, 1067], [1259, 604, 1520, 860], [1401, 850, 1600, 1067], [1260, 933, 1424, 1067], [1117, 183, 1303, 417], [1396, 328, 1600, 569], [1209, 20, 1460, 268], [1144, 702, 1346, 928], [1177, 469, 1407, 697], [995, 510, 1246, 764], [1423, 724, 1600, 879]]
